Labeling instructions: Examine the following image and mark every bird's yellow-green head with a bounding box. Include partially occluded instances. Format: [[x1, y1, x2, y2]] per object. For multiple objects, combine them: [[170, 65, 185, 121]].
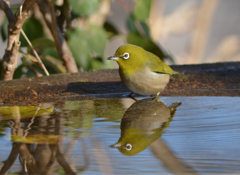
[[109, 128, 156, 156], [107, 44, 179, 76], [107, 44, 150, 75]]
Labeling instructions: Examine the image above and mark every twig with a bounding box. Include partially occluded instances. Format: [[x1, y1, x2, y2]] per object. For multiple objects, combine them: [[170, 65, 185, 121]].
[[38, 0, 78, 73], [18, 0, 26, 20], [26, 64, 43, 77], [23, 105, 42, 137], [20, 29, 49, 75]]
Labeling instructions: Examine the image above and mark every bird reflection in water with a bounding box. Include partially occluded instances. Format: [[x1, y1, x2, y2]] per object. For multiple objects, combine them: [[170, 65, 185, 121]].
[[110, 98, 181, 156]]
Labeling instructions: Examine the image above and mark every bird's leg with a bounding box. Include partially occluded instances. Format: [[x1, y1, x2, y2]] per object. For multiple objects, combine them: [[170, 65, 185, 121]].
[[128, 92, 134, 97], [152, 92, 161, 102], [127, 92, 137, 101]]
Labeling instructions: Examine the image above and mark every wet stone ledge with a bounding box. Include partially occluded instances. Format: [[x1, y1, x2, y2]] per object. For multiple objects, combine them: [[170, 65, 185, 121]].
[[0, 62, 240, 105]]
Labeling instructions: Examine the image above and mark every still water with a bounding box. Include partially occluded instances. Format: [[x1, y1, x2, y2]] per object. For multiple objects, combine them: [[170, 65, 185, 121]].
[[0, 96, 239, 174]]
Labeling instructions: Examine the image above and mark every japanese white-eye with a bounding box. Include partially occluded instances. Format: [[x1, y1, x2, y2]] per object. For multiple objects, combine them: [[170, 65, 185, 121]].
[[109, 98, 182, 156], [107, 44, 179, 98]]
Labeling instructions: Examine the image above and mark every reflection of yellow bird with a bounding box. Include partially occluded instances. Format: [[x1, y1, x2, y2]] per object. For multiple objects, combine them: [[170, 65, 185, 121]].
[[110, 98, 181, 156], [107, 44, 179, 99]]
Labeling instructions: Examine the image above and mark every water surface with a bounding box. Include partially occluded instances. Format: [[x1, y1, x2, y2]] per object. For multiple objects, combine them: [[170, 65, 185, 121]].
[[0, 96, 239, 174]]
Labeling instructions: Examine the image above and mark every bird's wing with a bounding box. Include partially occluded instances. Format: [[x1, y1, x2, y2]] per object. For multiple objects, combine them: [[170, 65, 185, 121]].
[[146, 53, 179, 75]]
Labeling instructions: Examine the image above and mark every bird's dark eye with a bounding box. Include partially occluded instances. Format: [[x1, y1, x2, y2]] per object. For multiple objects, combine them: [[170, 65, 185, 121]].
[[122, 52, 130, 59], [125, 143, 132, 151]]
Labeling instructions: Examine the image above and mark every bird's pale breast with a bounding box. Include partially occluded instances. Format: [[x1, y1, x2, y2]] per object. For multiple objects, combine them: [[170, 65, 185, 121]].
[[120, 67, 170, 95]]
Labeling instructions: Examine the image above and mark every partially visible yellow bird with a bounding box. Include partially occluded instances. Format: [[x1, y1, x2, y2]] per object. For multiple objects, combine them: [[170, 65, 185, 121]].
[[107, 44, 179, 99]]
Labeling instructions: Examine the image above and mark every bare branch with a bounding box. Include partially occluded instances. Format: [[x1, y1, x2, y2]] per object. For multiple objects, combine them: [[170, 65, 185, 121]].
[[0, 143, 19, 174], [1, 40, 20, 80], [56, 145, 76, 174], [19, 143, 41, 174], [0, 0, 14, 23], [38, 0, 78, 73], [0, 0, 43, 81]]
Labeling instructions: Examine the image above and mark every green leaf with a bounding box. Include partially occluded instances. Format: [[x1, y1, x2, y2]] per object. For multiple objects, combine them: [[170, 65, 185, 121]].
[[0, 17, 8, 42], [67, 25, 107, 71], [126, 14, 150, 37], [13, 64, 24, 79], [42, 48, 61, 61], [41, 55, 67, 73], [64, 100, 95, 130], [69, 0, 102, 17], [126, 14, 137, 32], [27, 37, 55, 54], [11, 134, 61, 144], [0, 106, 54, 120], [67, 28, 92, 70], [88, 25, 107, 56], [20, 16, 44, 47], [133, 0, 152, 21], [25, 64, 48, 77], [127, 32, 172, 62], [15, 56, 61, 79], [140, 21, 150, 38], [94, 99, 125, 122]]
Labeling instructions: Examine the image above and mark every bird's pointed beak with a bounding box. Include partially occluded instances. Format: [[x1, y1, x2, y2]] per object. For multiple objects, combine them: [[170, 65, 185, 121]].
[[109, 143, 122, 148], [107, 56, 120, 60]]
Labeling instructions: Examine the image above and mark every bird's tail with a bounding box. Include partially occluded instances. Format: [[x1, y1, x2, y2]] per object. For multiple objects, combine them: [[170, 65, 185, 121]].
[[169, 102, 182, 116], [173, 70, 180, 74]]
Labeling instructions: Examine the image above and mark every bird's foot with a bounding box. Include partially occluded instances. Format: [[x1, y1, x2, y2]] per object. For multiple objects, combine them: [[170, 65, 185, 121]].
[[127, 92, 138, 101]]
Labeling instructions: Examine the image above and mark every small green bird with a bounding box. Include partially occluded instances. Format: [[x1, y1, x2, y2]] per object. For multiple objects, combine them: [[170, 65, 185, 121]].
[[107, 44, 179, 99]]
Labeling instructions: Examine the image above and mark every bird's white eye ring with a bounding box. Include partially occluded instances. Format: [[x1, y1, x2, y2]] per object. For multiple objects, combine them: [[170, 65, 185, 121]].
[[125, 143, 132, 151], [122, 52, 130, 59]]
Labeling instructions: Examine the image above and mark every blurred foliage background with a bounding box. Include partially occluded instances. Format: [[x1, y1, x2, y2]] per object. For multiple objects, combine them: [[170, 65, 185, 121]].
[[0, 0, 240, 79]]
